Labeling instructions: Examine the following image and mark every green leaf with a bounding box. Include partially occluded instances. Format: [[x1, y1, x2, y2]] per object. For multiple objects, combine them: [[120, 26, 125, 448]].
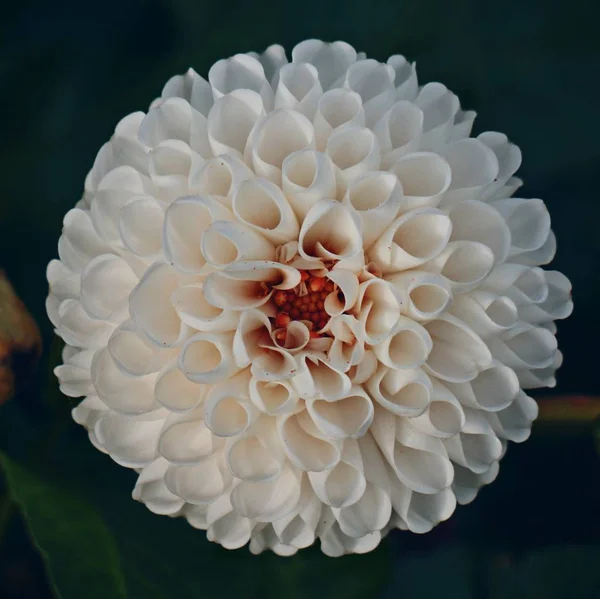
[[0, 453, 127, 599]]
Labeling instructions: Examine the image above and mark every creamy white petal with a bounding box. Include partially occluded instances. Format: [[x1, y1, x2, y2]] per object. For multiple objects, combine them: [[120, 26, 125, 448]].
[[209, 53, 274, 109], [326, 125, 381, 186], [80, 254, 137, 322], [298, 199, 362, 261], [387, 55, 418, 101], [307, 386, 374, 439], [423, 314, 493, 382], [313, 88, 365, 151], [440, 138, 499, 206], [203, 370, 257, 438], [446, 361, 520, 412], [292, 40, 357, 89], [374, 101, 423, 167], [448, 199, 511, 263], [232, 177, 299, 243], [165, 454, 231, 506], [385, 271, 451, 321], [492, 197, 551, 256], [179, 331, 238, 384], [154, 360, 208, 412], [249, 378, 301, 415], [369, 208, 452, 274], [366, 365, 432, 417], [416, 83, 459, 151], [410, 379, 466, 438], [133, 458, 185, 515], [171, 284, 239, 333], [372, 316, 432, 370], [309, 439, 366, 508], [162, 194, 233, 274], [108, 320, 177, 376], [161, 67, 213, 116], [245, 109, 315, 184], [159, 406, 223, 464], [389, 151, 452, 212], [423, 241, 495, 293], [91, 347, 157, 414], [95, 409, 164, 468], [274, 63, 322, 118], [488, 323, 558, 371], [292, 352, 352, 401], [342, 171, 403, 248], [343, 59, 395, 126], [206, 494, 253, 549], [278, 409, 341, 471], [281, 150, 337, 219], [449, 291, 518, 337], [207, 90, 265, 159]]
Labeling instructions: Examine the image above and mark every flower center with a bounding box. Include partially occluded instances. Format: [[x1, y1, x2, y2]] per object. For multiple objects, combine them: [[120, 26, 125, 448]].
[[268, 270, 338, 340]]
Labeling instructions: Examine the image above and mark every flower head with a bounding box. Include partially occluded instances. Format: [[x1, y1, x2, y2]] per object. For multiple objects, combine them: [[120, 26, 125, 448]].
[[48, 40, 572, 556]]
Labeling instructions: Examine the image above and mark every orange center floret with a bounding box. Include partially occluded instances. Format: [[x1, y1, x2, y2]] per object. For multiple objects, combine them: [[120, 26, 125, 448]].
[[270, 270, 337, 336]]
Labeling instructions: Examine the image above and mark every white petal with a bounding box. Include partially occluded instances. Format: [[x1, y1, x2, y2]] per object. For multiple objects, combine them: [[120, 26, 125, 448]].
[[326, 126, 381, 186], [208, 53, 273, 109], [389, 151, 452, 212], [313, 88, 365, 151], [448, 200, 511, 263], [162, 194, 233, 274], [298, 199, 362, 261], [292, 40, 357, 89], [423, 241, 495, 293], [91, 347, 157, 414], [492, 197, 551, 256], [281, 150, 337, 220], [385, 271, 451, 321], [372, 316, 432, 369], [423, 314, 492, 382], [154, 360, 207, 411], [249, 378, 301, 415], [232, 178, 299, 243], [368, 208, 452, 274], [179, 331, 238, 384], [274, 63, 322, 119], [108, 320, 177, 376], [133, 458, 185, 515], [80, 254, 137, 322], [449, 291, 518, 337], [366, 365, 432, 417], [278, 409, 341, 472], [374, 101, 423, 167], [309, 439, 366, 508], [343, 171, 403, 248], [292, 353, 352, 401], [307, 386, 374, 439], [245, 109, 315, 184], [119, 195, 164, 257], [439, 138, 499, 206], [171, 284, 239, 333], [204, 370, 257, 438], [159, 407, 222, 464], [207, 90, 265, 159], [343, 59, 395, 126], [129, 262, 189, 346]]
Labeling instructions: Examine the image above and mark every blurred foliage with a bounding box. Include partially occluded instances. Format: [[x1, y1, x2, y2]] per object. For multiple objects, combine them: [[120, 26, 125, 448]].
[[0, 0, 599, 597]]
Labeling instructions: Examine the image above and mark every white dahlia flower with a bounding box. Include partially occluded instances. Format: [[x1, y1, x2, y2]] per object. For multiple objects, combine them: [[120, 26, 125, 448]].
[[47, 40, 572, 556]]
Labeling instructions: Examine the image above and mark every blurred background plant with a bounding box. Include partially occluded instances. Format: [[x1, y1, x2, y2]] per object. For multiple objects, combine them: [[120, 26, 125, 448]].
[[0, 0, 599, 597]]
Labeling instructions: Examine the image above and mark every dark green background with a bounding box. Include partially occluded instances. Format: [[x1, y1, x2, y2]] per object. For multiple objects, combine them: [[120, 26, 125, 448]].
[[0, 0, 599, 597]]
